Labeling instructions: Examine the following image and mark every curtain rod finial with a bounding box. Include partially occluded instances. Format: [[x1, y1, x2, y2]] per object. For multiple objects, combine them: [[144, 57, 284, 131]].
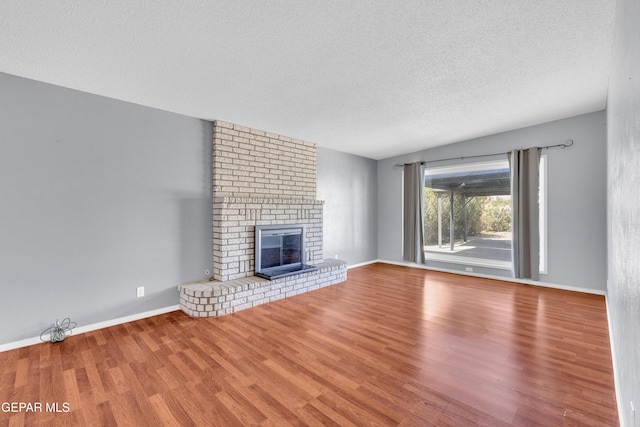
[[563, 139, 574, 148]]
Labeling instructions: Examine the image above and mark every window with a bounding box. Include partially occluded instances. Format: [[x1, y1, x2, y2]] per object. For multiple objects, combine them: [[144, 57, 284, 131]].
[[423, 156, 547, 272], [538, 155, 547, 274]]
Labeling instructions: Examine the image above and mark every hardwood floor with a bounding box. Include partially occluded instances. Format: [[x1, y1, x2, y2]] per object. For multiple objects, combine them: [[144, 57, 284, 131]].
[[0, 263, 618, 426]]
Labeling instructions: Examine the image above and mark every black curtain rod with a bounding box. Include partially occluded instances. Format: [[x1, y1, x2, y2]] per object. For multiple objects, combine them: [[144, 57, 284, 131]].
[[393, 139, 574, 169]]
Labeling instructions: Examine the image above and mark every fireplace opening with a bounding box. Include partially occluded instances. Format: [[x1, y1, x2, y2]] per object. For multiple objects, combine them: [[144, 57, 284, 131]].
[[255, 224, 318, 280]]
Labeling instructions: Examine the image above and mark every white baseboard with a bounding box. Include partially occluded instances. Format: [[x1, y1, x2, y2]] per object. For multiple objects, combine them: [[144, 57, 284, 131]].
[[0, 263, 605, 351], [605, 294, 624, 427], [360, 259, 606, 296], [346, 259, 379, 269], [0, 305, 181, 353]]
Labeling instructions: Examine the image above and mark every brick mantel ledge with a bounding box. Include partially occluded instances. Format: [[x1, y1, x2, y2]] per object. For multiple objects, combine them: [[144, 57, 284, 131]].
[[214, 197, 324, 205]]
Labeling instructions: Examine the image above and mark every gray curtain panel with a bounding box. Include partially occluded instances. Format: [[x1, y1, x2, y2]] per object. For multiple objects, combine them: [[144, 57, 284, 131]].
[[403, 162, 426, 263], [508, 147, 541, 280]]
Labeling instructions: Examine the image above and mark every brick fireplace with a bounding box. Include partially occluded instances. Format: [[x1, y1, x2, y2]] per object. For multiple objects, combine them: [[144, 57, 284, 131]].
[[211, 120, 324, 281], [178, 121, 347, 317]]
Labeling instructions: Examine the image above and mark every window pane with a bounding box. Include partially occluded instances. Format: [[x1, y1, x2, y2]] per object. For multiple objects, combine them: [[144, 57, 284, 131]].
[[423, 160, 513, 268]]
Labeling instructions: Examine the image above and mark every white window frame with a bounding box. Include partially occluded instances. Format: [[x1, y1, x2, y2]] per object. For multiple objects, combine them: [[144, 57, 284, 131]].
[[539, 155, 548, 275]]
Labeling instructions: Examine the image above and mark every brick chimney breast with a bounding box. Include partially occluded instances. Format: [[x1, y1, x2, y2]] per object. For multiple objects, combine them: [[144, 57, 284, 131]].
[[211, 121, 324, 282]]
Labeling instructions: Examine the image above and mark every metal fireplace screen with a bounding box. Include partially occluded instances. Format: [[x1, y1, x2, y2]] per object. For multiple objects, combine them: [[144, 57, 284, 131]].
[[255, 224, 317, 280]]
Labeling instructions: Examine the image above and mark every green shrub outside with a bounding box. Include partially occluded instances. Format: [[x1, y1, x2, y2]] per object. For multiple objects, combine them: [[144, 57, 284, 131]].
[[423, 188, 511, 245]]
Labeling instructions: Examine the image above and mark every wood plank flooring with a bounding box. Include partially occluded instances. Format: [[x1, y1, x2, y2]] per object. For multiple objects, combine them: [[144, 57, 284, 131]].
[[0, 263, 618, 426]]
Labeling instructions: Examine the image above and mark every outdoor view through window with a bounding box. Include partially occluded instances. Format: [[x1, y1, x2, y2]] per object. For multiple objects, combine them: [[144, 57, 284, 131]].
[[424, 160, 512, 268], [423, 157, 546, 271]]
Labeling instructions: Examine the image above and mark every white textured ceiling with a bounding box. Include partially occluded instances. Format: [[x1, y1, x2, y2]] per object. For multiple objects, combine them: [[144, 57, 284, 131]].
[[0, 1, 615, 159]]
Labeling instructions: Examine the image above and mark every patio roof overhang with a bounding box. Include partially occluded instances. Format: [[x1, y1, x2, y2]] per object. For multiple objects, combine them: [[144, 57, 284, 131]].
[[425, 169, 511, 197]]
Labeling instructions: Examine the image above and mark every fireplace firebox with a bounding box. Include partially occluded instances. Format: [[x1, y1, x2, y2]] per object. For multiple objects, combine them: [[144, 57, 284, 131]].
[[255, 224, 318, 280]]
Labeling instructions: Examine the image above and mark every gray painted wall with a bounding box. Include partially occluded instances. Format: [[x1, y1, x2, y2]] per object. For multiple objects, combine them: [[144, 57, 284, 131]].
[[0, 73, 213, 345], [317, 147, 378, 265], [607, 0, 640, 423], [0, 73, 381, 346], [377, 111, 607, 292]]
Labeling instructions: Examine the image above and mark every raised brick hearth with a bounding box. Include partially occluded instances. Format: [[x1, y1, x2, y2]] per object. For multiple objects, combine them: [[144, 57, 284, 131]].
[[179, 259, 346, 317], [178, 121, 347, 317]]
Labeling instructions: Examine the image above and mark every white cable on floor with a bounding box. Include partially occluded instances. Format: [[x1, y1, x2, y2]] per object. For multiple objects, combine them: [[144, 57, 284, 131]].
[[40, 318, 77, 343]]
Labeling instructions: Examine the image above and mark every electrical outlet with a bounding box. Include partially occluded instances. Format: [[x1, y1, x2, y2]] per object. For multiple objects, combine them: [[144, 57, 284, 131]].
[[136, 286, 144, 298], [465, 267, 473, 272], [335, 254, 338, 259]]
